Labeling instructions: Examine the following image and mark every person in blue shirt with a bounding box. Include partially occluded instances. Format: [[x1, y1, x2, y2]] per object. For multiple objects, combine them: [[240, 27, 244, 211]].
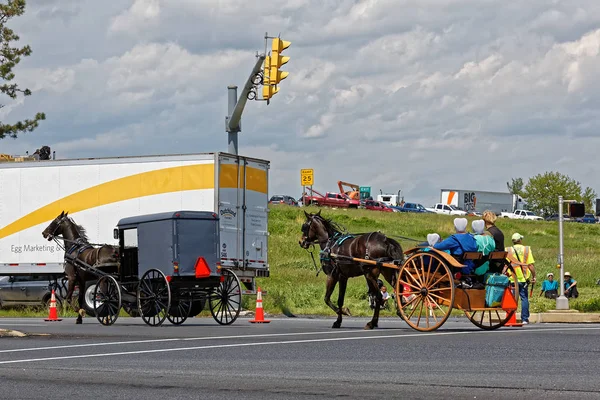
[[564, 272, 579, 298], [539, 272, 559, 299], [433, 218, 478, 275]]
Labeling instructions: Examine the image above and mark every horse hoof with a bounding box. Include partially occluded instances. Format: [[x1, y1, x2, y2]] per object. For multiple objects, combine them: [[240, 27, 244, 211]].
[[332, 322, 341, 329], [341, 307, 351, 316], [76, 319, 82, 325], [364, 322, 375, 330]]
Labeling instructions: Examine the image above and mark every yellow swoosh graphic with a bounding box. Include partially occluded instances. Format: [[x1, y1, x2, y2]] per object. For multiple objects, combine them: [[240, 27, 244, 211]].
[[0, 163, 268, 240]]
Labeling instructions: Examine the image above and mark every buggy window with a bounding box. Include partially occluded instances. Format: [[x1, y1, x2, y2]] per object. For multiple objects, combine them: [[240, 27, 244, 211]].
[[123, 228, 138, 248]]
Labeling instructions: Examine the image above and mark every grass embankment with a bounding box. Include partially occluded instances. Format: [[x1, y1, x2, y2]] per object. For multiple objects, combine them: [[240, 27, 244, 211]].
[[257, 205, 600, 317], [3, 205, 599, 319]]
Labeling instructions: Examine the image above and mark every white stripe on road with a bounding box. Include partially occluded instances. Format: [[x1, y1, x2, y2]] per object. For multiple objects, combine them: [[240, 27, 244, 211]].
[[1, 326, 600, 365], [0, 328, 404, 354]]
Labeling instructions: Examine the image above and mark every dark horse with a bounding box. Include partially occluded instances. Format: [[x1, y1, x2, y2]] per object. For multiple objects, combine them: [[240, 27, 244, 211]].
[[42, 211, 119, 324], [299, 210, 404, 329]]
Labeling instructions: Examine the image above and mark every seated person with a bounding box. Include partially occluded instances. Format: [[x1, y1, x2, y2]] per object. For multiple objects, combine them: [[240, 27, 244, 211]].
[[471, 220, 496, 275], [540, 272, 559, 299], [564, 272, 579, 298], [380, 285, 391, 309], [433, 218, 478, 275]]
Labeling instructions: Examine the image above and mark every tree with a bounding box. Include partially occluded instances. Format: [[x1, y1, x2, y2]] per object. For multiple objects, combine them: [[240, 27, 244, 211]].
[[506, 177, 524, 196], [523, 171, 584, 216], [582, 186, 597, 212], [0, 0, 45, 140]]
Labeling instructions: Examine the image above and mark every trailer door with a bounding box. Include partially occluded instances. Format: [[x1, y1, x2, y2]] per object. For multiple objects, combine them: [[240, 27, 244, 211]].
[[217, 155, 269, 271]]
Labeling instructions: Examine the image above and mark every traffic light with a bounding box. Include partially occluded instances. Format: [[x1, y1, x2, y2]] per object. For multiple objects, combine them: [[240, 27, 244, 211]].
[[262, 83, 279, 100], [269, 37, 291, 86]]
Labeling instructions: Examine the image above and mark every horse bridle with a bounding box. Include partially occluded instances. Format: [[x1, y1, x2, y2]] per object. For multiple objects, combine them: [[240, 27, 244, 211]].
[[46, 214, 87, 253]]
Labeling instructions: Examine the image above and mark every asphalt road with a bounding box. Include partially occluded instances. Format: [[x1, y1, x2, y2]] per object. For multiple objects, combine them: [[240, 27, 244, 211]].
[[1, 316, 599, 399]]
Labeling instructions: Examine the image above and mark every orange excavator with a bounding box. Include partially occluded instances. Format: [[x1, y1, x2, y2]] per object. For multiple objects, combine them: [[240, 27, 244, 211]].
[[337, 181, 361, 200]]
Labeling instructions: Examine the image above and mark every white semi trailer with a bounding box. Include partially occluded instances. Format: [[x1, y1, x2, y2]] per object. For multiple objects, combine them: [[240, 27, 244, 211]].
[[440, 189, 524, 214], [0, 152, 270, 297]]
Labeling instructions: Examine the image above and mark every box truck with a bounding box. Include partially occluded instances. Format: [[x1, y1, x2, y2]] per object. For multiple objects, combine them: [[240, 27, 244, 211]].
[[0, 152, 270, 295], [440, 189, 524, 214]]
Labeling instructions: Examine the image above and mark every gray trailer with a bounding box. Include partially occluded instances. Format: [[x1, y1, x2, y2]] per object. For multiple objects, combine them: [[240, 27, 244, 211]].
[[440, 189, 521, 214]]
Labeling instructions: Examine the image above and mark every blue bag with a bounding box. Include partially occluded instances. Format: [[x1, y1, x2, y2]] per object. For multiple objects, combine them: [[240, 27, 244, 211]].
[[485, 273, 509, 307]]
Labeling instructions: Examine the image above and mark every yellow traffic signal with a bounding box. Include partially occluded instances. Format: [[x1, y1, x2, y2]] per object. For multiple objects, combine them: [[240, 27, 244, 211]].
[[262, 84, 279, 101], [269, 37, 291, 85], [263, 55, 271, 85]]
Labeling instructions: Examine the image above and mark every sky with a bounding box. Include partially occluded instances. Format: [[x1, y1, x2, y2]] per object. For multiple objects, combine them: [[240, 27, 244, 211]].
[[2, 0, 600, 208]]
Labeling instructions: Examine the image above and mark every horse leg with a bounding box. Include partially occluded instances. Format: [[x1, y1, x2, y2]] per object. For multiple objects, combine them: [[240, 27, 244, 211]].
[[364, 272, 382, 330], [75, 272, 87, 324], [323, 274, 345, 328], [333, 277, 350, 329]]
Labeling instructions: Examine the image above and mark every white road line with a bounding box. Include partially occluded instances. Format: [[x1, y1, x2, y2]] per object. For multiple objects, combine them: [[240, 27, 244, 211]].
[[1, 326, 600, 365], [0, 324, 47, 327], [0, 328, 403, 354]]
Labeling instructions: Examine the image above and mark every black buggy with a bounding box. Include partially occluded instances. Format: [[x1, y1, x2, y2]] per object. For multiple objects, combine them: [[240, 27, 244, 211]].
[[91, 211, 242, 326]]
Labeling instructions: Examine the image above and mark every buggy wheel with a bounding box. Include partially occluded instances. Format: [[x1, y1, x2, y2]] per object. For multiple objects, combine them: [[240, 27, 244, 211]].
[[395, 252, 454, 332], [167, 294, 193, 325], [209, 269, 242, 325], [93, 276, 121, 326], [464, 264, 520, 330], [137, 269, 171, 327]]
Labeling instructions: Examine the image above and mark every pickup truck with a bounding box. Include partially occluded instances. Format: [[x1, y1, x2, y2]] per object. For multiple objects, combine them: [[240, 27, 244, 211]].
[[303, 190, 360, 208], [500, 209, 543, 220], [426, 203, 467, 216]]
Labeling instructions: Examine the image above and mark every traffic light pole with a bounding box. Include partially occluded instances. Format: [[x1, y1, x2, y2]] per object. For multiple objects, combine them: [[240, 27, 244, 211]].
[[226, 55, 266, 155]]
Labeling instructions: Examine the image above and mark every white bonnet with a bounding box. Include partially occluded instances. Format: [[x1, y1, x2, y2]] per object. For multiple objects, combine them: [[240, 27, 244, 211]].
[[427, 233, 440, 246], [472, 220, 485, 234], [453, 218, 468, 232]]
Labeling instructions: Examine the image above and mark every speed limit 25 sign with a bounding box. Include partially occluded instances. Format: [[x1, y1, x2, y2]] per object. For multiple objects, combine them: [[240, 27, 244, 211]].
[[300, 169, 314, 186]]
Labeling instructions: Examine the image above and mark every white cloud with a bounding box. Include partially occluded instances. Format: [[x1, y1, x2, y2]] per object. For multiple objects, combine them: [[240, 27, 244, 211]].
[[2, 0, 600, 210]]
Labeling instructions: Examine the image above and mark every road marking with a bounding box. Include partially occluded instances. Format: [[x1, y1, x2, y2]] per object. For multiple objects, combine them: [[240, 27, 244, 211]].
[[0, 328, 404, 354], [1, 326, 600, 365], [0, 324, 47, 327]]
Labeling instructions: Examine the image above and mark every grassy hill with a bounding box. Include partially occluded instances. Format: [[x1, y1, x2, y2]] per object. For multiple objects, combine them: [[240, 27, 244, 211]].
[[257, 205, 600, 317]]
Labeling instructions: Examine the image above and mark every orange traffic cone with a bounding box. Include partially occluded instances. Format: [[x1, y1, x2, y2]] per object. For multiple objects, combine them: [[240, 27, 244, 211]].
[[249, 287, 270, 324], [44, 289, 62, 322], [501, 287, 521, 327]]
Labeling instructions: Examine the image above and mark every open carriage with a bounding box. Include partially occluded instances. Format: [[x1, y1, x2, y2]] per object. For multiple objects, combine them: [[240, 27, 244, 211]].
[[331, 247, 520, 332], [67, 211, 242, 327]]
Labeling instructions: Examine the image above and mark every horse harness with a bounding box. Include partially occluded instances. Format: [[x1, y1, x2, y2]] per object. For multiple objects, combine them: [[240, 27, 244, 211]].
[[315, 231, 379, 277]]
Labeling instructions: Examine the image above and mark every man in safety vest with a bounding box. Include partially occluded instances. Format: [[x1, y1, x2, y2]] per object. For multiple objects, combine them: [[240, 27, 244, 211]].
[[505, 232, 536, 325]]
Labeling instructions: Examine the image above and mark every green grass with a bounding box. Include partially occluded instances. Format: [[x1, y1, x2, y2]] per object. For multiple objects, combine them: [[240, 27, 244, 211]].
[[3, 205, 599, 319], [256, 205, 600, 317]]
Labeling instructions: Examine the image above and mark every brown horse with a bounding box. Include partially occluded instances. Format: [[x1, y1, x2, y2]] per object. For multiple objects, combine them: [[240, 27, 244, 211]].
[[299, 210, 404, 329], [42, 211, 119, 324]]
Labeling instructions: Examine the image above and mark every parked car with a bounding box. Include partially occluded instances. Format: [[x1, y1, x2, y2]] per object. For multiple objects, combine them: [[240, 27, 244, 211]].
[[364, 200, 396, 212], [394, 202, 433, 213], [576, 213, 596, 224], [0, 274, 66, 309], [269, 195, 298, 206], [545, 214, 572, 222]]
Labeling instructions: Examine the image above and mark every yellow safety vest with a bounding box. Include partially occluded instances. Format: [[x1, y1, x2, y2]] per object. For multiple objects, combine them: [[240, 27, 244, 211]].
[[505, 246, 532, 283]]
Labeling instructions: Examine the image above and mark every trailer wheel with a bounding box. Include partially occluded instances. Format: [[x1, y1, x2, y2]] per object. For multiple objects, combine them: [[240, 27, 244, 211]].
[[82, 280, 99, 317]]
